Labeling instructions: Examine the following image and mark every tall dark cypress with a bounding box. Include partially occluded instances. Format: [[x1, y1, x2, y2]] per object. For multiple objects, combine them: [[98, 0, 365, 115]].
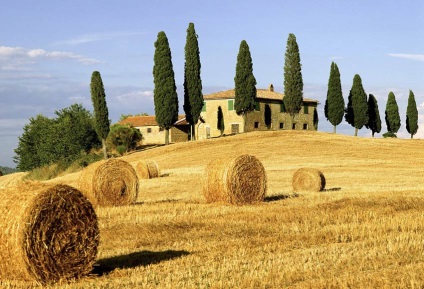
[[234, 40, 256, 128], [217, 106, 225, 136], [324, 62, 344, 133], [344, 74, 368, 136], [153, 31, 179, 145], [183, 22, 203, 140], [283, 33, 303, 127], [406, 90, 418, 138], [385, 91, 401, 135], [90, 71, 110, 159], [365, 94, 381, 137]]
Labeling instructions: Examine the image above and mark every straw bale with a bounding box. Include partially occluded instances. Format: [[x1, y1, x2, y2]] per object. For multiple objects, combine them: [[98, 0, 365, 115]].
[[78, 158, 139, 206], [135, 160, 160, 179], [292, 168, 326, 192], [0, 170, 3, 176], [203, 154, 267, 205], [0, 182, 99, 284]]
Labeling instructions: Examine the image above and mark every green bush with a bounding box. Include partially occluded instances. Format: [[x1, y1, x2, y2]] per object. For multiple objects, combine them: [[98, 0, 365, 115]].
[[382, 131, 397, 138]]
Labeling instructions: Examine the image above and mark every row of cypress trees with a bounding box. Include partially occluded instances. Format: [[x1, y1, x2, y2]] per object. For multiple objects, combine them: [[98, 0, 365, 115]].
[[324, 62, 419, 138]]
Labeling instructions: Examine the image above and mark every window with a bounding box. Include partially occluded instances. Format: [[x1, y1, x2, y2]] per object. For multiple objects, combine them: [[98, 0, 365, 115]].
[[303, 104, 309, 114], [292, 123, 296, 130], [147, 128, 152, 133], [280, 102, 286, 113], [303, 123, 308, 130], [279, 122, 284, 129], [202, 102, 206, 112], [255, 101, 260, 111], [228, 100, 234, 111], [254, 122, 260, 129]]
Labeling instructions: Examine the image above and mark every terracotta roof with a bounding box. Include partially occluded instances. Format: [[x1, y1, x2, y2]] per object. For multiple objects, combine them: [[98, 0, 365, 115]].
[[119, 115, 186, 127], [204, 88, 318, 103]]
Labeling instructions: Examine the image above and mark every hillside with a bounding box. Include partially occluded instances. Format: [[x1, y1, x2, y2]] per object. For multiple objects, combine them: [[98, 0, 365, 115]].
[[2, 130, 424, 288]]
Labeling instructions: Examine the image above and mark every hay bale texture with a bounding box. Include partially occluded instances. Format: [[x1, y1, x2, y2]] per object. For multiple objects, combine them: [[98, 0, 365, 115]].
[[292, 168, 326, 192], [78, 158, 139, 206], [135, 160, 160, 179], [203, 154, 267, 205], [0, 182, 99, 284]]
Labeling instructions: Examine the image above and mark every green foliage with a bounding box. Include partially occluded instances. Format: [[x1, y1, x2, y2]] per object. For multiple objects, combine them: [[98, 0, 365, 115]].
[[183, 23, 203, 132], [406, 90, 418, 138], [106, 123, 142, 156], [0, 166, 18, 175], [14, 104, 100, 171], [324, 62, 344, 132], [382, 131, 397, 138], [385, 91, 401, 134], [153, 31, 179, 145], [217, 106, 225, 136], [344, 74, 369, 136], [90, 71, 110, 140], [313, 108, 319, 130], [283, 33, 303, 119], [234, 40, 257, 116], [365, 94, 382, 137]]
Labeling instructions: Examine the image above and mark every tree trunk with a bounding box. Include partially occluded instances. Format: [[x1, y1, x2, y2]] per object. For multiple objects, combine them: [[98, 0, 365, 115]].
[[354, 128, 358, 136], [333, 125, 336, 134], [101, 138, 107, 159], [165, 129, 170, 145], [191, 124, 195, 141], [242, 112, 247, 132], [411, 134, 414, 139], [372, 132, 375, 138]]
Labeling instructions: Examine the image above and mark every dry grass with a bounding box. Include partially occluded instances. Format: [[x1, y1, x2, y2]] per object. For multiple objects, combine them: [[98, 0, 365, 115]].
[[3, 130, 424, 288]]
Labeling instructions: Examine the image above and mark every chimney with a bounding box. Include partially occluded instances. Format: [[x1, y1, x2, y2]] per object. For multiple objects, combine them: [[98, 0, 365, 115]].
[[268, 84, 274, 92]]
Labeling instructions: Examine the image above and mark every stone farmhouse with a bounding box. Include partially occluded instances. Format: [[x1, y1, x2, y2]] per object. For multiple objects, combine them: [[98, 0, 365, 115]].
[[120, 84, 319, 144], [119, 115, 190, 144], [196, 84, 319, 140]]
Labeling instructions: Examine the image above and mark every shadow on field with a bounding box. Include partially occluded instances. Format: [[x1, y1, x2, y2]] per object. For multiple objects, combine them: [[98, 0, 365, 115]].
[[93, 250, 190, 275], [324, 187, 342, 192], [265, 194, 298, 202]]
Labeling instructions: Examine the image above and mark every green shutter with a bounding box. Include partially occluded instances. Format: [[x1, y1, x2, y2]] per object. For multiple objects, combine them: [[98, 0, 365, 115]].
[[202, 102, 206, 112], [280, 102, 286, 113], [228, 100, 234, 111], [303, 104, 308, 114], [255, 101, 260, 111]]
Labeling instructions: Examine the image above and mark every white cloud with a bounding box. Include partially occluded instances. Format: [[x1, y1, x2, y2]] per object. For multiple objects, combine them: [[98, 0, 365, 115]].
[[387, 53, 424, 62], [116, 90, 153, 102], [0, 45, 101, 68], [55, 31, 146, 46]]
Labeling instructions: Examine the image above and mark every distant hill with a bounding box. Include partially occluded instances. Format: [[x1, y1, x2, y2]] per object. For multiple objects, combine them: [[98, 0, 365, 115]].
[[0, 166, 18, 175]]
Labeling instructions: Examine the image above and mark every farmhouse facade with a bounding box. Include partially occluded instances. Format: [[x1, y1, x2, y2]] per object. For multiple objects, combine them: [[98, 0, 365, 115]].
[[120, 115, 190, 144], [197, 84, 319, 140]]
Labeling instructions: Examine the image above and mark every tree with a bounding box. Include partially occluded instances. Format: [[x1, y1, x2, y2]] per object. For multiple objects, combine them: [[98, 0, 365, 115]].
[[234, 40, 257, 129], [324, 62, 344, 133], [14, 104, 100, 171], [344, 74, 368, 136], [385, 91, 401, 135], [406, 90, 419, 138], [106, 123, 142, 155], [217, 106, 225, 136], [365, 94, 381, 137], [183, 22, 203, 141], [153, 31, 179, 145], [90, 71, 110, 159], [283, 33, 303, 128]]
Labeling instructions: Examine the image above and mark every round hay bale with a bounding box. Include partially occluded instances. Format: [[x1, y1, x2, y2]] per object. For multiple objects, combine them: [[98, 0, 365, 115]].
[[78, 158, 139, 206], [292, 168, 326, 192], [0, 182, 99, 284], [0, 170, 3, 176], [135, 160, 160, 179], [203, 154, 267, 205]]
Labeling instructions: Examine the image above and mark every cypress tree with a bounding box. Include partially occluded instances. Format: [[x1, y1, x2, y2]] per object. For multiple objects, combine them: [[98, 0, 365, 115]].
[[365, 94, 381, 137], [234, 40, 256, 129], [324, 62, 344, 133], [406, 90, 419, 138], [344, 74, 368, 136], [183, 22, 203, 140], [385, 91, 401, 135], [153, 31, 179, 145], [283, 33, 303, 128], [217, 106, 225, 136], [90, 71, 110, 159]]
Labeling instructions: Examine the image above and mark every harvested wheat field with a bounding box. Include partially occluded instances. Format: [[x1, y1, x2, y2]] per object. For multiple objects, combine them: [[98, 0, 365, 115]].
[[3, 130, 424, 288]]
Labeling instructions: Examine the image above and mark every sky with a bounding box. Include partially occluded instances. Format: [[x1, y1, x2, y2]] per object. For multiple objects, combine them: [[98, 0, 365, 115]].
[[1, 0, 423, 168]]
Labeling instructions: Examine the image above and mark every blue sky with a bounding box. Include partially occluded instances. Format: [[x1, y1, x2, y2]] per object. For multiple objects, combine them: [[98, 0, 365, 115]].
[[1, 0, 423, 167]]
